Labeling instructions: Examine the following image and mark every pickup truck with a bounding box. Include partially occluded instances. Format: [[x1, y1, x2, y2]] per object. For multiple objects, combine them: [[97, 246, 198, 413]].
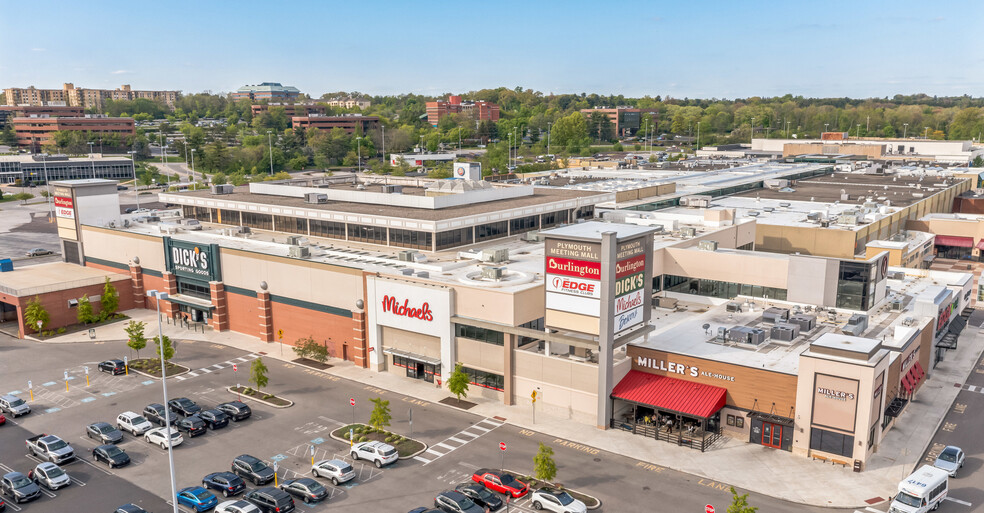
[[25, 434, 75, 464]]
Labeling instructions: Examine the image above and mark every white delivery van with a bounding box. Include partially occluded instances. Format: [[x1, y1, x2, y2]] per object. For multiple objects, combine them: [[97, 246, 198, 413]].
[[889, 465, 948, 513]]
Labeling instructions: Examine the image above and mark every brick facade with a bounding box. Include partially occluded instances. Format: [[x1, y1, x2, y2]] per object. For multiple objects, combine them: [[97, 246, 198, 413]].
[[0, 275, 133, 337]]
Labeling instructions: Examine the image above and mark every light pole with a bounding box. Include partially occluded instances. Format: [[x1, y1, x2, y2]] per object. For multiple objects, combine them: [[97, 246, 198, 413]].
[[88, 142, 96, 178], [145, 290, 179, 513], [903, 123, 908, 139], [267, 131, 274, 176], [750, 118, 755, 143], [856, 124, 861, 139], [866, 115, 870, 134], [356, 137, 362, 173], [924, 127, 929, 139], [381, 126, 386, 164], [547, 122, 552, 156], [127, 151, 140, 210], [159, 131, 168, 188], [41, 153, 52, 219], [696, 121, 701, 154], [419, 135, 424, 154], [190, 149, 196, 182], [823, 123, 829, 135]]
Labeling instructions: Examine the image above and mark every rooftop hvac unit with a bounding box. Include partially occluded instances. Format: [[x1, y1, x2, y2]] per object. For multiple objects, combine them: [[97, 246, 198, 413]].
[[762, 207, 775, 212], [210, 184, 234, 195], [680, 227, 697, 238], [397, 250, 418, 262], [779, 202, 791, 208], [746, 211, 760, 217], [481, 266, 504, 280], [381, 184, 403, 194], [891, 230, 908, 242], [888, 270, 906, 280], [838, 211, 862, 225], [523, 231, 542, 242], [763, 307, 790, 324], [697, 240, 718, 251], [842, 314, 868, 336], [806, 212, 822, 222], [305, 193, 328, 204], [716, 326, 728, 341], [891, 298, 904, 312], [415, 271, 429, 279], [655, 296, 678, 309], [288, 245, 310, 258], [285, 235, 304, 245], [481, 248, 510, 263], [820, 220, 831, 228], [680, 195, 712, 208], [764, 179, 790, 189], [770, 323, 800, 342], [787, 314, 816, 332], [727, 326, 766, 345], [726, 302, 743, 313]]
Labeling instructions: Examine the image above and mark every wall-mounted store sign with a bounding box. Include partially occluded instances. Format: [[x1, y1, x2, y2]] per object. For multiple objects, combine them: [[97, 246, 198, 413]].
[[811, 374, 859, 433], [816, 386, 856, 401], [369, 278, 451, 338], [900, 346, 920, 371], [635, 356, 736, 382], [546, 257, 601, 279], [163, 237, 222, 282], [54, 196, 75, 219], [546, 275, 600, 299]]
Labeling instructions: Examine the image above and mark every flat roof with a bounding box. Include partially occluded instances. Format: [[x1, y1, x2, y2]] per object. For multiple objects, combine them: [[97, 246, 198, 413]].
[[541, 221, 655, 241], [728, 171, 965, 206], [0, 155, 130, 164], [0, 262, 126, 297]]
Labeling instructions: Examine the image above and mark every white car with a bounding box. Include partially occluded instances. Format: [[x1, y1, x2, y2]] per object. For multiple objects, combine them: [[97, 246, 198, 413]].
[[530, 487, 587, 513], [311, 458, 356, 485], [117, 411, 154, 436], [350, 441, 398, 468], [215, 499, 261, 513], [144, 426, 183, 449], [30, 462, 70, 490]]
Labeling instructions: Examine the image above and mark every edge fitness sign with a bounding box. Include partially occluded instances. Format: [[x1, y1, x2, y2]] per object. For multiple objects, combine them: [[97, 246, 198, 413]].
[[163, 236, 222, 281]]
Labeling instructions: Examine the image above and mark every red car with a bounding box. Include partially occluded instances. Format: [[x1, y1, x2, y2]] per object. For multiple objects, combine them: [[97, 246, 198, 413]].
[[0, 413, 5, 425], [471, 469, 528, 498]]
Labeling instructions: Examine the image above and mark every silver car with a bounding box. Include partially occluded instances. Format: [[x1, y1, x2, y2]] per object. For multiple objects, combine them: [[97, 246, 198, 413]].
[[0, 394, 30, 417], [933, 445, 965, 477], [311, 459, 356, 486], [30, 462, 70, 490]]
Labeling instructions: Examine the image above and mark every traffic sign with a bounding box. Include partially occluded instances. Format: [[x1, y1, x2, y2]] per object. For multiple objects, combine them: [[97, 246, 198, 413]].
[[531, 390, 537, 399], [277, 329, 284, 340], [233, 364, 238, 372], [350, 398, 355, 406], [705, 505, 714, 513], [499, 442, 506, 451]]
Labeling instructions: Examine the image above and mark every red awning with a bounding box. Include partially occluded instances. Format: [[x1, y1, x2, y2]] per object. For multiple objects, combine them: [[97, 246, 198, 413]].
[[901, 373, 914, 394], [934, 235, 974, 248], [976, 240, 984, 250], [611, 370, 727, 419], [914, 361, 925, 381], [908, 362, 925, 390]]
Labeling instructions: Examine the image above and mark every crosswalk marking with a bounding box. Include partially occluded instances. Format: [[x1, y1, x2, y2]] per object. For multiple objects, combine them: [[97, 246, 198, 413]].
[[174, 354, 258, 382], [414, 417, 504, 465]]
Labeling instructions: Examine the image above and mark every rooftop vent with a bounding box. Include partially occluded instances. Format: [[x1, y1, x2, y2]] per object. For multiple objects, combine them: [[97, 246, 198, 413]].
[[305, 193, 328, 204], [397, 250, 419, 262], [381, 184, 403, 194], [697, 240, 718, 251], [288, 246, 310, 259], [211, 184, 234, 195], [481, 248, 510, 263], [481, 266, 504, 281]]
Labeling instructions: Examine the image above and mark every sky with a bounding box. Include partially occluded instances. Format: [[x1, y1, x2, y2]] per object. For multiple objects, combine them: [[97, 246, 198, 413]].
[[1, 0, 981, 100]]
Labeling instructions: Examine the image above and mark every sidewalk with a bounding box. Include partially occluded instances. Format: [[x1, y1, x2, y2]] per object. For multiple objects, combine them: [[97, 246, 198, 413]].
[[39, 309, 984, 508]]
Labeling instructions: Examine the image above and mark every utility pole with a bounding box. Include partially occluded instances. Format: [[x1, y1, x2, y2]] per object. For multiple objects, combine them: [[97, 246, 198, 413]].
[[267, 131, 274, 175], [547, 122, 552, 156]]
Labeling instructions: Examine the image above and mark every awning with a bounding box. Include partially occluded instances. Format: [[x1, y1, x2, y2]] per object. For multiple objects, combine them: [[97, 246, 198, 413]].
[[901, 372, 914, 394], [884, 397, 908, 418], [611, 370, 727, 419], [166, 294, 215, 310], [977, 240, 984, 250], [381, 347, 441, 367], [913, 361, 925, 381], [934, 235, 974, 248]]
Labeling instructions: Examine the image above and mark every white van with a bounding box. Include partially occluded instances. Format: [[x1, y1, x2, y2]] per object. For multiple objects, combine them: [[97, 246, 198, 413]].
[[890, 465, 948, 513]]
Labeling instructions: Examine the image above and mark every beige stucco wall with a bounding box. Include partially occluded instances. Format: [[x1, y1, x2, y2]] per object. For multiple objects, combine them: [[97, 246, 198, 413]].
[[514, 350, 600, 422], [662, 247, 789, 289], [456, 337, 504, 374], [381, 326, 440, 359], [81, 227, 165, 271], [455, 285, 543, 326]]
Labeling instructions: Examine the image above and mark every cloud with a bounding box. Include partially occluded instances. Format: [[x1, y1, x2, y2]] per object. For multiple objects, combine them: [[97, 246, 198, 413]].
[[650, 16, 662, 22], [111, 70, 131, 75], [31, 47, 45, 52]]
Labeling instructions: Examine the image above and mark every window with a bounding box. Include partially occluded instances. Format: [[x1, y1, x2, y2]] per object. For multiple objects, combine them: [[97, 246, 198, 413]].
[[436, 227, 473, 250], [455, 324, 504, 346], [509, 215, 538, 235], [389, 228, 433, 250], [663, 275, 786, 301], [347, 224, 387, 245], [182, 206, 211, 222], [177, 280, 210, 299], [518, 318, 544, 346], [274, 215, 307, 235], [241, 212, 273, 231], [461, 366, 504, 391], [212, 208, 241, 226], [309, 219, 345, 240], [836, 261, 874, 310], [809, 428, 854, 458], [475, 221, 507, 242]]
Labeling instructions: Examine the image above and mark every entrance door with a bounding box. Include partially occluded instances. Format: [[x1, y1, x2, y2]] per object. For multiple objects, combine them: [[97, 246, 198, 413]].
[[406, 363, 419, 379], [415, 362, 425, 380], [762, 422, 782, 449]]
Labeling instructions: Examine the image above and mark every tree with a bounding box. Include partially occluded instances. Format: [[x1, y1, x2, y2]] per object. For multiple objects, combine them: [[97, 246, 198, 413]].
[[368, 397, 392, 432], [13, 192, 33, 204], [972, 155, 984, 168], [588, 111, 615, 142], [550, 112, 588, 148], [23, 296, 49, 334], [447, 363, 470, 403], [125, 321, 147, 358], [249, 357, 269, 393], [153, 334, 174, 363], [533, 443, 557, 483], [212, 172, 228, 185], [77, 294, 95, 324], [727, 487, 758, 513], [100, 277, 119, 319]]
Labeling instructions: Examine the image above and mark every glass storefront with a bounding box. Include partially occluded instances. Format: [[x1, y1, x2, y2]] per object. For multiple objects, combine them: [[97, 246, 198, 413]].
[[661, 274, 787, 301], [835, 261, 875, 310]]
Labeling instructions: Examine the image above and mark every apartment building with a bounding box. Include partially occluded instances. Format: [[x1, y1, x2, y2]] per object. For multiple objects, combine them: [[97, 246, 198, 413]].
[[3, 83, 178, 110], [426, 95, 499, 127]]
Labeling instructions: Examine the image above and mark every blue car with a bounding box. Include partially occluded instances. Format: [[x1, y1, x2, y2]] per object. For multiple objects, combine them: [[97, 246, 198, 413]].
[[177, 486, 218, 512]]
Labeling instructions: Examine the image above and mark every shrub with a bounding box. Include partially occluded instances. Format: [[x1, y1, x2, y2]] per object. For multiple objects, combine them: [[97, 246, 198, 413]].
[[358, 435, 368, 442], [385, 436, 394, 443], [263, 394, 273, 400], [57, 327, 66, 334]]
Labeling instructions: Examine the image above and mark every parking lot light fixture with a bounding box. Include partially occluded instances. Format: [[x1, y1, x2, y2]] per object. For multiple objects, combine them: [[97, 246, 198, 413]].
[[127, 151, 139, 210], [146, 289, 179, 513]]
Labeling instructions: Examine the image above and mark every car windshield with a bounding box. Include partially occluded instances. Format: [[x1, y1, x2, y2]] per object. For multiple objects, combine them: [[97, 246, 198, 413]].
[[339, 464, 354, 474], [194, 489, 212, 500], [45, 466, 65, 478], [11, 476, 31, 488], [249, 460, 268, 471], [306, 481, 326, 493], [456, 497, 477, 509], [500, 474, 516, 485], [131, 416, 149, 424], [97, 424, 115, 433], [895, 492, 922, 508], [47, 440, 68, 450], [939, 449, 958, 462], [10, 398, 25, 407], [553, 491, 574, 505], [105, 446, 125, 457], [381, 448, 397, 457]]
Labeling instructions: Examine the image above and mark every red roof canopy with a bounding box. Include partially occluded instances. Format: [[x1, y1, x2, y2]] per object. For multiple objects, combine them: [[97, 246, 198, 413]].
[[934, 235, 974, 248], [612, 370, 727, 419]]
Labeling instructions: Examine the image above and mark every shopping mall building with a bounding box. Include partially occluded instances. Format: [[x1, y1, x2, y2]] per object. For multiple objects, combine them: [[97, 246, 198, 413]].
[[0, 171, 973, 469]]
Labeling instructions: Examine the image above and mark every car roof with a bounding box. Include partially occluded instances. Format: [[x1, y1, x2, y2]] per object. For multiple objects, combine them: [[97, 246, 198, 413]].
[[36, 462, 59, 470], [91, 421, 113, 428], [120, 411, 141, 417], [3, 471, 26, 479], [440, 490, 468, 501], [941, 446, 961, 454], [237, 454, 261, 462]]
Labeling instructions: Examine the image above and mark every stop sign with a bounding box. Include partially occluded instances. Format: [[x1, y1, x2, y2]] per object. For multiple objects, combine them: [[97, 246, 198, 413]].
[[705, 505, 714, 513], [233, 364, 237, 372], [499, 442, 506, 451], [350, 398, 355, 406]]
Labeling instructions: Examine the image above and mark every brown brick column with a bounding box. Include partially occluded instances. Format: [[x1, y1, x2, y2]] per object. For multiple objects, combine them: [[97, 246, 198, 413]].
[[209, 282, 228, 332], [129, 264, 146, 309], [350, 311, 368, 368], [257, 291, 274, 342], [160, 272, 179, 318], [503, 333, 515, 405]]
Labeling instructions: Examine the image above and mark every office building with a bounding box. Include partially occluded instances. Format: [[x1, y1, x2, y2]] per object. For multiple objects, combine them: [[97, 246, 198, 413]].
[[325, 97, 371, 110], [0, 155, 136, 184], [0, 105, 84, 129], [290, 115, 379, 135], [250, 103, 327, 118], [3, 83, 179, 110], [12, 115, 135, 150], [579, 107, 660, 137], [426, 95, 499, 127], [231, 83, 301, 102]]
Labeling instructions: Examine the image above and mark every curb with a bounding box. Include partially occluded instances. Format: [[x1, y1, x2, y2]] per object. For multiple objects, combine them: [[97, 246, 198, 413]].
[[126, 361, 191, 380], [327, 423, 429, 460], [504, 469, 602, 510], [226, 386, 293, 408]]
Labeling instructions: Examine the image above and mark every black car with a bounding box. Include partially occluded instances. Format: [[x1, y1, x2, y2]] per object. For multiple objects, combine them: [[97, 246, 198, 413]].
[[116, 504, 150, 513], [143, 403, 177, 426], [244, 487, 295, 513], [168, 397, 202, 417], [92, 444, 130, 468], [1, 472, 41, 504], [408, 509, 443, 513], [199, 409, 230, 429], [202, 471, 246, 498], [86, 422, 124, 444], [279, 478, 328, 504], [231, 455, 275, 486], [175, 416, 207, 437], [455, 483, 503, 511], [434, 491, 485, 513], [217, 401, 251, 421], [98, 359, 127, 375]]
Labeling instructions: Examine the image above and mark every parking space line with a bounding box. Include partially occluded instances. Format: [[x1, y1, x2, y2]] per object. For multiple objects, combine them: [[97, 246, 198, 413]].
[[211, 364, 225, 370], [74, 456, 115, 476], [945, 497, 973, 507], [198, 367, 212, 374], [68, 475, 86, 486], [38, 487, 56, 498], [3, 499, 23, 511], [434, 442, 456, 451], [467, 425, 490, 433]]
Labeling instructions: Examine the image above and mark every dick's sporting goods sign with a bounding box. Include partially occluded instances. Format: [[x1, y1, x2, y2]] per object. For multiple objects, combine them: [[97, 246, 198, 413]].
[[164, 237, 222, 281]]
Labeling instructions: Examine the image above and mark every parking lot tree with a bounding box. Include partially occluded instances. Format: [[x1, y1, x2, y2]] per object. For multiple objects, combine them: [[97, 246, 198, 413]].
[[24, 296, 49, 333], [249, 357, 269, 393], [368, 397, 392, 432], [153, 334, 174, 364], [533, 443, 557, 483], [13, 192, 34, 204], [125, 320, 147, 358], [76, 294, 95, 324], [447, 363, 470, 404], [727, 486, 758, 513], [100, 277, 119, 319]]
